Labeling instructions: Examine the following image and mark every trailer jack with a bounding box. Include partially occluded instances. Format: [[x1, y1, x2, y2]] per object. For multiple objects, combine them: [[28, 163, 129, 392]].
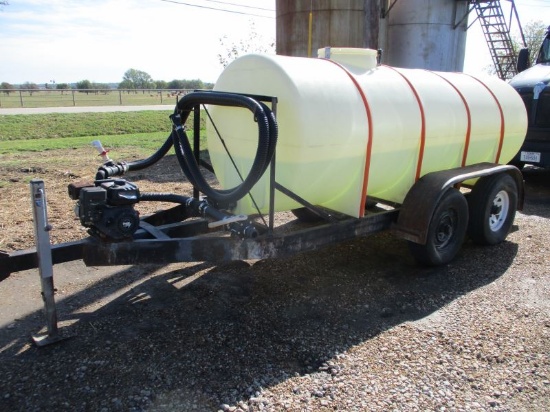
[[29, 179, 70, 346]]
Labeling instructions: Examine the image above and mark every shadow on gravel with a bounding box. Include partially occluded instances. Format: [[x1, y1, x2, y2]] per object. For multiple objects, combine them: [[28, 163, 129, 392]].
[[521, 166, 550, 218], [0, 230, 518, 411]]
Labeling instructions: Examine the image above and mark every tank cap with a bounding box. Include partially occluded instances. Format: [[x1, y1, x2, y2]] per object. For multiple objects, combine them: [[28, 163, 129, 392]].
[[318, 47, 378, 71]]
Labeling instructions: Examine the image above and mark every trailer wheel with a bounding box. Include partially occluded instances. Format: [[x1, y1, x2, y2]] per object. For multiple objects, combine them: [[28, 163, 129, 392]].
[[467, 173, 518, 245], [408, 188, 468, 266]]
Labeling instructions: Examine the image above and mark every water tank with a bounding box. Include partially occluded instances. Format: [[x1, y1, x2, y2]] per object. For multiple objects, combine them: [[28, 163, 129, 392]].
[[208, 49, 527, 218]]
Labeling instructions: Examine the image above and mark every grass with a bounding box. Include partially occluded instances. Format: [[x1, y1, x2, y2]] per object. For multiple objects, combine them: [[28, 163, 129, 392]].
[[0, 110, 208, 154], [0, 132, 174, 155], [0, 111, 174, 140]]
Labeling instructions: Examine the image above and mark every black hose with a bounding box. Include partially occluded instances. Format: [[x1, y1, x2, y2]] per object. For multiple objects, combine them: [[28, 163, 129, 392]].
[[126, 135, 173, 171], [94, 91, 278, 206], [126, 109, 193, 172], [171, 91, 277, 204], [94, 110, 192, 180], [139, 192, 226, 220], [139, 192, 258, 238]]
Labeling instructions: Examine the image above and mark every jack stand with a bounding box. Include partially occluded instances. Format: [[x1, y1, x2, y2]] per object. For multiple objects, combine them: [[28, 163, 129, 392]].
[[30, 179, 68, 346]]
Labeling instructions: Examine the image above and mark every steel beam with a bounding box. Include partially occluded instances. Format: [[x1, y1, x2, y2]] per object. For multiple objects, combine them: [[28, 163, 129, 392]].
[[83, 210, 398, 266]]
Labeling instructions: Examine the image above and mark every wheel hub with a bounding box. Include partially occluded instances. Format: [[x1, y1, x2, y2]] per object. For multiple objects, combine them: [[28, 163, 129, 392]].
[[489, 190, 510, 231], [435, 211, 456, 249]]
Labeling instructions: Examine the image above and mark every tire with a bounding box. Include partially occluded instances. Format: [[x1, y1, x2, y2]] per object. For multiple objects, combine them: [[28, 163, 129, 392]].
[[467, 173, 518, 245], [291, 207, 323, 223], [408, 188, 469, 266]]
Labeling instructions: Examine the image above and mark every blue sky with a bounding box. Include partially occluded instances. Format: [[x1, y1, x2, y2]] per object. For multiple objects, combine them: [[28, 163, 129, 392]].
[[0, 0, 548, 85]]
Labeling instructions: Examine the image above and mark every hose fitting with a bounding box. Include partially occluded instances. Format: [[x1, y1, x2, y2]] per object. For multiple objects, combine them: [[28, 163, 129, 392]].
[[95, 161, 129, 180]]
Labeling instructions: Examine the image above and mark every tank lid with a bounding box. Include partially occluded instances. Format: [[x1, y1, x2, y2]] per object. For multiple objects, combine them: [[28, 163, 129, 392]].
[[318, 47, 378, 71]]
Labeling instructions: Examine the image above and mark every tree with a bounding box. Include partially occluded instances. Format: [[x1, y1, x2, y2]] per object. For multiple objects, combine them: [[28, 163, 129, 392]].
[[484, 20, 547, 76], [183, 79, 204, 89], [167, 79, 185, 89], [522, 20, 548, 66], [154, 80, 167, 89], [217, 21, 275, 68], [118, 79, 134, 90], [55, 83, 70, 95], [1, 82, 14, 96], [21, 81, 39, 95], [76, 79, 92, 89], [93, 83, 111, 92], [120, 68, 154, 89], [76, 79, 93, 94]]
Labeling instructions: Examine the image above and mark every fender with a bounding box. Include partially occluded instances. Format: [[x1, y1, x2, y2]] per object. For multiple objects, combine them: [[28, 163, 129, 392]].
[[393, 163, 524, 245]]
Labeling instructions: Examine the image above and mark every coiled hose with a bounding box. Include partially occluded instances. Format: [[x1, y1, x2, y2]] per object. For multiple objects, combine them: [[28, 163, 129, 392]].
[[170, 91, 278, 204], [97, 91, 277, 206]]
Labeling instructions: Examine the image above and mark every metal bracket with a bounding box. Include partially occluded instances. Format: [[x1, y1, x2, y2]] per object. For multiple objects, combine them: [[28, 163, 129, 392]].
[[208, 214, 248, 229], [274, 182, 336, 222], [29, 179, 69, 346]]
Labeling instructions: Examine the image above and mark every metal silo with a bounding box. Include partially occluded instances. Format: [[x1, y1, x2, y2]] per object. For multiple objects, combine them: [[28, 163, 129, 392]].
[[276, 0, 379, 57], [383, 0, 468, 71], [276, 0, 468, 72]]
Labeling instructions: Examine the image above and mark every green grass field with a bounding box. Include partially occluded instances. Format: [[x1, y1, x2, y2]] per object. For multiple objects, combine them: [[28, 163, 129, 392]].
[[0, 110, 207, 154]]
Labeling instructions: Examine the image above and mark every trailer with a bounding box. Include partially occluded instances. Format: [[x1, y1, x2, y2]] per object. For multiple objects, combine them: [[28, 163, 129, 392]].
[[0, 49, 528, 345]]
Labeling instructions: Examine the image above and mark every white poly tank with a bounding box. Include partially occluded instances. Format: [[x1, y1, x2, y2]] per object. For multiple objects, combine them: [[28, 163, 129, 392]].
[[207, 48, 527, 218]]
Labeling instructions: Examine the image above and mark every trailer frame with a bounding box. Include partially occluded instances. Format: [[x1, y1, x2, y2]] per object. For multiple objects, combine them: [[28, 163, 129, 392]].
[[0, 91, 525, 346]]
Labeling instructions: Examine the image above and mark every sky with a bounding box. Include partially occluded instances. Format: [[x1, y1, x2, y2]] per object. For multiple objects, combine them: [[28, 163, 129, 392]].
[[463, 0, 550, 74], [0, 0, 548, 86], [0, 0, 276, 85]]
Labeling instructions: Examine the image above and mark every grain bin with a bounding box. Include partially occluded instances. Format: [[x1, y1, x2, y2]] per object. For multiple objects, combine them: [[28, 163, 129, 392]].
[[276, 0, 468, 72], [208, 48, 527, 218], [383, 0, 468, 71], [276, 0, 375, 56]]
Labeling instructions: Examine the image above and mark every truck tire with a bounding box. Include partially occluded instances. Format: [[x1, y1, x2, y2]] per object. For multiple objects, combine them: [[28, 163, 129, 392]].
[[467, 173, 518, 245], [408, 188, 468, 266]]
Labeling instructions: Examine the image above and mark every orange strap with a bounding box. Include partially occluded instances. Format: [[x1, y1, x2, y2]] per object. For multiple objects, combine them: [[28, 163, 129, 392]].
[[429, 72, 472, 167], [383, 66, 426, 181], [464, 74, 505, 163], [323, 59, 374, 217]]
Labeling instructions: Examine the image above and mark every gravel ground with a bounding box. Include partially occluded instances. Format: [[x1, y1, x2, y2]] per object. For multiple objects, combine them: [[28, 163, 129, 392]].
[[0, 165, 548, 412]]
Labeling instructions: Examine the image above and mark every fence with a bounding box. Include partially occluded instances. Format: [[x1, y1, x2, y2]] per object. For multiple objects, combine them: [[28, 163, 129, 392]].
[[0, 89, 195, 109]]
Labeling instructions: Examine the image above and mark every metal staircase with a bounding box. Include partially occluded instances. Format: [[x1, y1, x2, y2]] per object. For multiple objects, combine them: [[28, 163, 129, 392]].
[[471, 0, 518, 80]]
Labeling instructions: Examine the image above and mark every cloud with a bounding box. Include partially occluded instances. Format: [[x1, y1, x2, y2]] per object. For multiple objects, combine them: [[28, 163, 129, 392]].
[[0, 0, 276, 84], [7, 0, 543, 84]]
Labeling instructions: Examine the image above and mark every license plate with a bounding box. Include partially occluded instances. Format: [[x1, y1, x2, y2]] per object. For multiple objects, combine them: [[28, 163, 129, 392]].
[[520, 151, 541, 163]]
